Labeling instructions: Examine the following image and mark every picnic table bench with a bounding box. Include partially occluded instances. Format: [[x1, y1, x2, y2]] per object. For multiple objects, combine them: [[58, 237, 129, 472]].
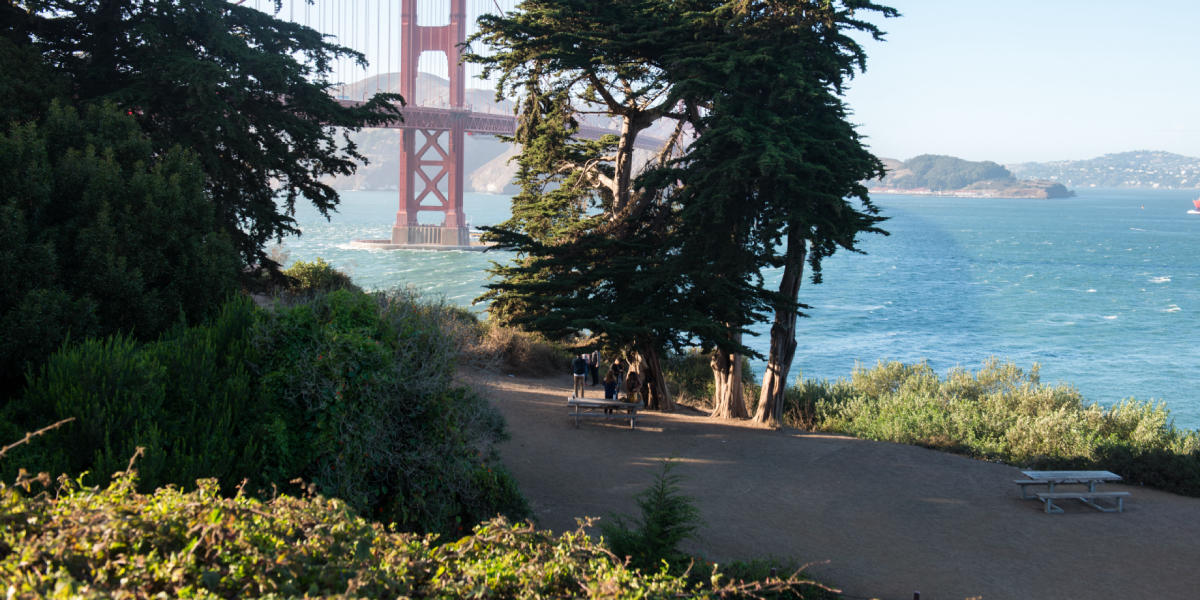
[[566, 397, 639, 429], [1015, 470, 1130, 513]]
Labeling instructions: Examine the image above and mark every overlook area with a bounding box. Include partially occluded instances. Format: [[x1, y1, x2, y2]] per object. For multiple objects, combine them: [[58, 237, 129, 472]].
[[4, 1, 1200, 599]]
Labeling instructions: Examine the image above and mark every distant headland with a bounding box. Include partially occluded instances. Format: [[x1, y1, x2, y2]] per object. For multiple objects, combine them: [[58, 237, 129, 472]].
[[869, 155, 1074, 199]]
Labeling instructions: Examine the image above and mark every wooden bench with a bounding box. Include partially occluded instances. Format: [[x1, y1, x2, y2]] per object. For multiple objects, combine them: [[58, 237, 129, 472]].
[[567, 397, 639, 429], [1035, 491, 1131, 514]]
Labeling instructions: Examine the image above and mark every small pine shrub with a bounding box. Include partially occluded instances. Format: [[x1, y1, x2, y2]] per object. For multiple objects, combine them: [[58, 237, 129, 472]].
[[600, 460, 702, 575]]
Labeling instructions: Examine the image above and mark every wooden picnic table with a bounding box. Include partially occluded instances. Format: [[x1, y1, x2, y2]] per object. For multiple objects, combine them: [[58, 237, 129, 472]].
[[566, 397, 639, 429], [1015, 470, 1129, 513]]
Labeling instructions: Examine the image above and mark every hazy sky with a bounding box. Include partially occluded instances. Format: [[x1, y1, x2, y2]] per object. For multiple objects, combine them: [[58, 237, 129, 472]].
[[842, 0, 1200, 163]]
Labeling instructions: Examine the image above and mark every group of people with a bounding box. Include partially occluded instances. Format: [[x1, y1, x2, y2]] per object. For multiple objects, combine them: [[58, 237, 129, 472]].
[[571, 350, 642, 405]]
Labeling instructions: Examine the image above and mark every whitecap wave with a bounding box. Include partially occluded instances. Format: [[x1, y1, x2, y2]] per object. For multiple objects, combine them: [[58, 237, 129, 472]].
[[1165, 305, 1182, 313], [1149, 276, 1171, 284], [1086, 289, 1097, 293], [1102, 315, 1118, 320]]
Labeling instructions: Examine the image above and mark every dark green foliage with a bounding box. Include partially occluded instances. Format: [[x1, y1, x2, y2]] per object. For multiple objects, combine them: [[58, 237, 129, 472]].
[[1, 289, 529, 537], [1, 298, 260, 492], [0, 473, 820, 599], [253, 289, 529, 534], [0, 101, 239, 395], [600, 461, 702, 575], [7, 0, 400, 268], [467, 2, 897, 413]]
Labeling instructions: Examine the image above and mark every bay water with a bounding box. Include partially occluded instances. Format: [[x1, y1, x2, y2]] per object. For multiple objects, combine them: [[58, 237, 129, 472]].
[[279, 188, 1200, 429]]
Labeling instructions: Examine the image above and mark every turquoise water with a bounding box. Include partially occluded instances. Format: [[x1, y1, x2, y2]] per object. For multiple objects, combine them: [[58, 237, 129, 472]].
[[281, 188, 1200, 429]]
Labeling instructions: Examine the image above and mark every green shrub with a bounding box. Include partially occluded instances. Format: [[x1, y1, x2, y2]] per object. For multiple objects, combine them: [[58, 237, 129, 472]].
[[0, 101, 238, 396], [2, 288, 530, 537], [1, 297, 262, 492], [600, 461, 702, 575], [663, 349, 757, 409], [794, 359, 1200, 496], [282, 257, 361, 294], [0, 473, 819, 599]]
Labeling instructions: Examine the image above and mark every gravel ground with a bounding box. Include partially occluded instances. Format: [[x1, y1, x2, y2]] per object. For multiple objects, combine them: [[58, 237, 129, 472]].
[[469, 373, 1200, 600]]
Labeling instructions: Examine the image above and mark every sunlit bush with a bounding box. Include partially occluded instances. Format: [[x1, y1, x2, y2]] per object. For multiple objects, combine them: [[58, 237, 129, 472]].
[[0, 473, 818, 599], [792, 358, 1200, 496]]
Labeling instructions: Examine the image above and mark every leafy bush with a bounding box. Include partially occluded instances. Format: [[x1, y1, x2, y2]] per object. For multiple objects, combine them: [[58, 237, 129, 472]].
[[794, 359, 1200, 496], [1, 288, 529, 536], [0, 101, 238, 396], [0, 473, 821, 599], [282, 257, 361, 294], [0, 298, 260, 492]]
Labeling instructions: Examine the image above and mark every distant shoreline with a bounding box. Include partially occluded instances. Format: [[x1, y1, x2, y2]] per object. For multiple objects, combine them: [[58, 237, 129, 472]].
[[870, 186, 1075, 199]]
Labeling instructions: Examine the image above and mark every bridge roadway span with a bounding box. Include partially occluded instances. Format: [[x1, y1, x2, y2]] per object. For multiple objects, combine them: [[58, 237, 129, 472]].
[[337, 100, 667, 151]]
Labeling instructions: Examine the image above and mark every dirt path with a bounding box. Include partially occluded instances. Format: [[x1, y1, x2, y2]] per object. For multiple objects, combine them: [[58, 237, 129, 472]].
[[470, 373, 1200, 600]]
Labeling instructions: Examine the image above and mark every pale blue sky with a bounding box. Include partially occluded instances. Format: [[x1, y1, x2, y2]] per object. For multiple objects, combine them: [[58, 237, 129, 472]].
[[843, 0, 1200, 163]]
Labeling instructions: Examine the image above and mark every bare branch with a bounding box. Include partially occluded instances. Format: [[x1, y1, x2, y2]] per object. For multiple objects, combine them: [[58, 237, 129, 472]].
[[0, 418, 75, 461]]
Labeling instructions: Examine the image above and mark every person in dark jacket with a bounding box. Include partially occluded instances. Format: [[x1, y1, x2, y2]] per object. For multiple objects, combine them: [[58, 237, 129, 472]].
[[571, 354, 588, 398], [588, 349, 600, 385]]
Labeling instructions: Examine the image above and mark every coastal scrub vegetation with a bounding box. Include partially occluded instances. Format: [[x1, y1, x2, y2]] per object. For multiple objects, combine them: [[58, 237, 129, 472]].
[[0, 472, 828, 599], [0, 287, 529, 536], [785, 359, 1200, 496]]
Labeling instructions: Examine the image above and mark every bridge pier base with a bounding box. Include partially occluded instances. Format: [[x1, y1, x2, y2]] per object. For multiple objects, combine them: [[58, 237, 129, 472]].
[[390, 224, 470, 247]]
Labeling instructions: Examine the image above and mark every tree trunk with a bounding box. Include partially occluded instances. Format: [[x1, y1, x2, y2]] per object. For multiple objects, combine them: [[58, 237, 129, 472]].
[[754, 229, 807, 427], [610, 112, 653, 215], [636, 340, 673, 411], [709, 331, 748, 419]]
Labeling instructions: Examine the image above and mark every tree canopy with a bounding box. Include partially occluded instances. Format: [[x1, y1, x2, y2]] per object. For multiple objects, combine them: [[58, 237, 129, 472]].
[[0, 1, 400, 396], [5, 0, 400, 267], [468, 0, 895, 415]]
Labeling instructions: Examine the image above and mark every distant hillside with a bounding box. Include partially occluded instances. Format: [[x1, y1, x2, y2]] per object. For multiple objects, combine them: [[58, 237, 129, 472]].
[[872, 154, 1073, 199], [1008, 151, 1200, 189], [329, 73, 677, 194]]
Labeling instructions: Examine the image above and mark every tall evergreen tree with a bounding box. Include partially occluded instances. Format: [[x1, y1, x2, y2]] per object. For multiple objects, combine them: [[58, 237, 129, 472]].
[[658, 1, 895, 422], [5, 0, 400, 269], [468, 1, 697, 408], [469, 0, 894, 418]]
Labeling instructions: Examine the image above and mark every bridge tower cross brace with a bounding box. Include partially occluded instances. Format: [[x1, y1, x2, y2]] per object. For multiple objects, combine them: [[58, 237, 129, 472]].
[[392, 0, 469, 247]]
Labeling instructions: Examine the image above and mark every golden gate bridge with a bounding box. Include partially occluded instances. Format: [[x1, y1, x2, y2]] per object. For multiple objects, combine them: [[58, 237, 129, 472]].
[[240, 0, 664, 249]]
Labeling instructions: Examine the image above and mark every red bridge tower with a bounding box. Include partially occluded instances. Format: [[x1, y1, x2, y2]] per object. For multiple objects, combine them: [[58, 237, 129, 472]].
[[393, 0, 469, 247]]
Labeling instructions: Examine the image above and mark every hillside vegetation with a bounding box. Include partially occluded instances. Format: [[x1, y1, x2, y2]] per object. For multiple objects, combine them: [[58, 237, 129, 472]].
[[871, 154, 1072, 198], [1009, 150, 1200, 189], [0, 274, 529, 537], [784, 360, 1200, 496], [0, 473, 827, 599]]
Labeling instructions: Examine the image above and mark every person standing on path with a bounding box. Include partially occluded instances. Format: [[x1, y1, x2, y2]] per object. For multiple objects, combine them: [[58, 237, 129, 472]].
[[610, 356, 626, 396], [625, 370, 641, 407], [588, 349, 600, 386], [571, 354, 588, 398]]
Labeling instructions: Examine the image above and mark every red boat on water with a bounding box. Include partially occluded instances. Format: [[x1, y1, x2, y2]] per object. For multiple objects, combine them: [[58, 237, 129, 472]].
[[1190, 198, 1200, 214]]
